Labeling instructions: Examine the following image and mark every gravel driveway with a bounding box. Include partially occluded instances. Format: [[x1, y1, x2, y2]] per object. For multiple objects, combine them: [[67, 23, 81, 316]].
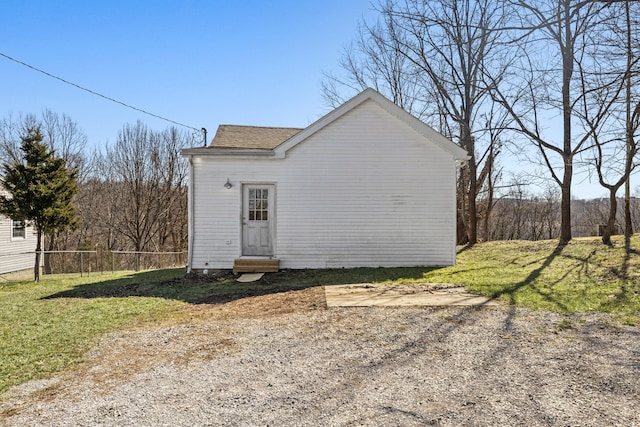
[[1, 287, 639, 426]]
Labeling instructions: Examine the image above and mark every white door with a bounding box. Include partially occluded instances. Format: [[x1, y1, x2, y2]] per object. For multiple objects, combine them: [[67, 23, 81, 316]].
[[242, 184, 274, 256]]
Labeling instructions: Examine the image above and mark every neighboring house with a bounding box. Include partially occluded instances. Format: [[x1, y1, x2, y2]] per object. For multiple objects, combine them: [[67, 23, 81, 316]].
[[0, 189, 38, 276], [181, 88, 469, 272]]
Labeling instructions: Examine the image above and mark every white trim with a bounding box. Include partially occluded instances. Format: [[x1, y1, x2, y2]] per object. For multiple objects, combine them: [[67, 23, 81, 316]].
[[181, 148, 275, 157], [186, 155, 195, 272]]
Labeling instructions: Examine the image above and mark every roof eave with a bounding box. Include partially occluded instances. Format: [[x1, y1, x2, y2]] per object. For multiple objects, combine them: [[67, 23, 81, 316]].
[[180, 147, 275, 158]]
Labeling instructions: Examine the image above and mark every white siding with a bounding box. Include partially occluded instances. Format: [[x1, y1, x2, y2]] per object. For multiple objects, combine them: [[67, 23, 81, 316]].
[[0, 216, 37, 275], [190, 99, 459, 269]]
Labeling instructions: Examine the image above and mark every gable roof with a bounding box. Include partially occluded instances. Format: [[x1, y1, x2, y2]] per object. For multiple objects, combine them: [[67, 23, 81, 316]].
[[273, 88, 469, 160], [210, 125, 303, 150], [182, 88, 470, 161]]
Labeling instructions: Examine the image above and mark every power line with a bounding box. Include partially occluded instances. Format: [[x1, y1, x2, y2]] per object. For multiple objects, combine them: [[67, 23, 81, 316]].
[[0, 51, 201, 132]]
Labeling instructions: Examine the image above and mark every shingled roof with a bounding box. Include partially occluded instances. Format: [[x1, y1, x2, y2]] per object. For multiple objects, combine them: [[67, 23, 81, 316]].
[[210, 125, 303, 150]]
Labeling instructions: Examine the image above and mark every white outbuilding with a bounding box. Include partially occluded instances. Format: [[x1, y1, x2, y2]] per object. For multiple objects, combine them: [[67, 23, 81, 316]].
[[181, 88, 469, 272]]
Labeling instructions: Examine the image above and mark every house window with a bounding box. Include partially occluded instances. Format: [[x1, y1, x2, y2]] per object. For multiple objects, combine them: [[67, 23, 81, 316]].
[[248, 188, 269, 221], [12, 220, 26, 239]]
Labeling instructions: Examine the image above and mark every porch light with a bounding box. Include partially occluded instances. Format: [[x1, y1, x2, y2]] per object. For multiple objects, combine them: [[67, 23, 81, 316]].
[[224, 178, 232, 189]]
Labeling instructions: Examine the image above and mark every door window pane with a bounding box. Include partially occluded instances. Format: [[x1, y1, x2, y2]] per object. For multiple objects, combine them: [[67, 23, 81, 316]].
[[248, 188, 269, 221]]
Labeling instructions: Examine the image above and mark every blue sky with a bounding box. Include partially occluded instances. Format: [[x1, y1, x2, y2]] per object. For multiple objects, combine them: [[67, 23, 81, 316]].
[[0, 1, 617, 199], [1, 1, 376, 145]]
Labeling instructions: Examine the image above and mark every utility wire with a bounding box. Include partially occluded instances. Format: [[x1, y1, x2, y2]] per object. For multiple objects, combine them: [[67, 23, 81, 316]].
[[0, 51, 201, 132]]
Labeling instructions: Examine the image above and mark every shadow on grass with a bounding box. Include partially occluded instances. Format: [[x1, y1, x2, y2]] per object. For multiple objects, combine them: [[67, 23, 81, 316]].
[[496, 243, 567, 307], [600, 246, 640, 313], [42, 269, 305, 305], [456, 244, 473, 255], [41, 266, 441, 305]]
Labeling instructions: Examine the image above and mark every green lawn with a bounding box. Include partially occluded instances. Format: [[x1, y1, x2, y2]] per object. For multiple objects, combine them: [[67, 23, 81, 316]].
[[268, 236, 640, 322], [0, 269, 188, 395], [1, 235, 639, 395], [430, 236, 640, 320]]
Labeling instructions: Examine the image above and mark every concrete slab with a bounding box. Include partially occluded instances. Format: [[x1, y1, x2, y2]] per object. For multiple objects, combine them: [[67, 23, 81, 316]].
[[324, 283, 500, 307], [236, 273, 265, 283]]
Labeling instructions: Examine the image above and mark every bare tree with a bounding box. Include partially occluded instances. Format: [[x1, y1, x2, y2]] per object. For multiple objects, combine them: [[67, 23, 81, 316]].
[[491, 0, 611, 244], [488, 183, 561, 240], [575, 1, 640, 246], [0, 114, 43, 165], [102, 122, 157, 254], [322, 10, 425, 117], [95, 122, 191, 267], [40, 110, 87, 272], [152, 127, 189, 255], [476, 101, 511, 241], [0, 115, 22, 164], [621, 0, 640, 247], [41, 110, 87, 177], [325, 0, 510, 245]]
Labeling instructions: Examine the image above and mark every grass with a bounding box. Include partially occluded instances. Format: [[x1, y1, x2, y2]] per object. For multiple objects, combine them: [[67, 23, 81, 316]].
[[1, 235, 639, 395], [0, 269, 190, 395], [281, 236, 639, 322], [0, 267, 332, 395], [268, 235, 640, 322], [429, 236, 640, 320]]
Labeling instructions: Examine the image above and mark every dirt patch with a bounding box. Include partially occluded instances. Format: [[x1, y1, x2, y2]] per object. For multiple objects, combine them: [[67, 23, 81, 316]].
[[182, 286, 327, 320]]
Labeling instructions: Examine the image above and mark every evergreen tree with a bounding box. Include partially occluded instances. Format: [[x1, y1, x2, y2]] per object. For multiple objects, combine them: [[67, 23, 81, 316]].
[[0, 127, 78, 281]]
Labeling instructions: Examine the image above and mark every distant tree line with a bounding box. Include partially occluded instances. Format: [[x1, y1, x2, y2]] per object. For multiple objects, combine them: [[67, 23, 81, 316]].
[[1, 112, 192, 274], [481, 185, 640, 242], [324, 0, 640, 248]]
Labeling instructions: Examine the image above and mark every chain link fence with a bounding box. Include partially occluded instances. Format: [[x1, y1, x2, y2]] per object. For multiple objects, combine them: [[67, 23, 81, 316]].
[[38, 250, 187, 277]]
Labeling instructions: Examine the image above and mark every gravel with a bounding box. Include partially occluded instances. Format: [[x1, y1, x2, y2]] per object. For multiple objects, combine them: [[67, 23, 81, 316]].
[[1, 287, 639, 426]]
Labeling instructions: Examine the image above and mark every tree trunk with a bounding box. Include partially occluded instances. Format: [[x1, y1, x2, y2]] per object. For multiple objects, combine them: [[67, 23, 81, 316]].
[[462, 126, 477, 245], [559, 172, 572, 245], [602, 189, 618, 246], [44, 232, 55, 275], [558, 0, 573, 246], [457, 211, 468, 245], [483, 176, 494, 242], [457, 170, 469, 245], [624, 189, 632, 237], [34, 228, 42, 282], [467, 162, 478, 245], [624, 0, 634, 247]]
